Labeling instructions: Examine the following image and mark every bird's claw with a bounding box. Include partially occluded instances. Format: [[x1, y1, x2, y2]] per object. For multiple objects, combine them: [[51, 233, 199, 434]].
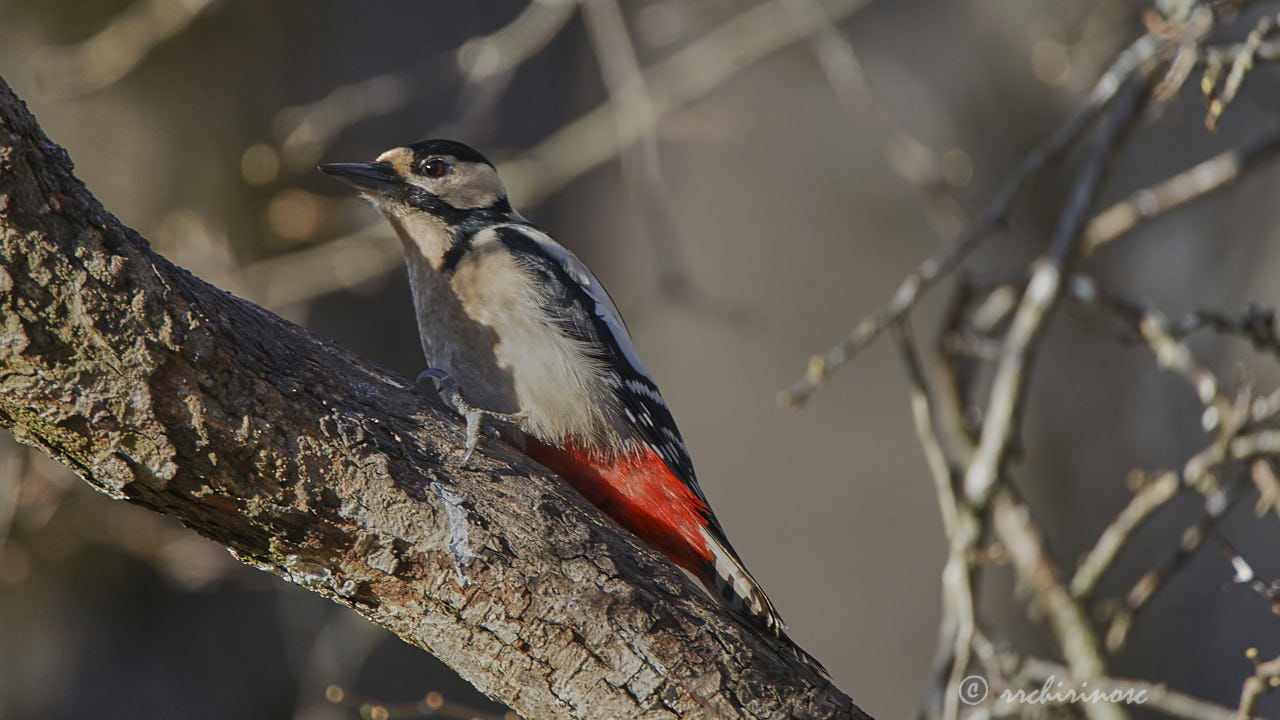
[[417, 369, 528, 466]]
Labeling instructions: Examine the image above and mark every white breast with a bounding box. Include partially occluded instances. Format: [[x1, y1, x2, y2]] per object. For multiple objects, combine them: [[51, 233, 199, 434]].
[[421, 229, 621, 443]]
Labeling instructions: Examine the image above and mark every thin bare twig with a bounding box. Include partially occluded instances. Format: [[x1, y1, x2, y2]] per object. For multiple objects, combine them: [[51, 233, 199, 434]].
[[1104, 474, 1248, 652], [1070, 471, 1182, 599], [934, 280, 983, 462], [1170, 304, 1280, 362], [892, 322, 981, 720], [1082, 129, 1280, 256], [1067, 276, 1242, 494], [894, 323, 961, 539], [1149, 3, 1215, 101], [991, 489, 1125, 720], [1248, 458, 1280, 521], [1064, 279, 1279, 643], [779, 34, 1157, 408], [1149, 8, 1280, 121], [1229, 430, 1280, 462], [1237, 651, 1280, 720], [1202, 34, 1280, 91], [1205, 10, 1280, 130], [1212, 533, 1280, 613], [963, 76, 1146, 508]]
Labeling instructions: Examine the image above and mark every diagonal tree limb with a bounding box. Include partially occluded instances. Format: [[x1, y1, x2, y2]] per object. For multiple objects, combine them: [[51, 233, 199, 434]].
[[0, 76, 869, 720]]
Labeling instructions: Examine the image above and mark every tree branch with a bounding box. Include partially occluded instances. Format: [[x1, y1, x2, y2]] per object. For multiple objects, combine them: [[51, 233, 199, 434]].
[[777, 33, 1158, 408], [0, 76, 868, 720]]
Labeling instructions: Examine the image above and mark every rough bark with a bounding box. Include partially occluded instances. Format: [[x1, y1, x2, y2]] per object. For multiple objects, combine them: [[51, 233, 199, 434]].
[[0, 76, 870, 720]]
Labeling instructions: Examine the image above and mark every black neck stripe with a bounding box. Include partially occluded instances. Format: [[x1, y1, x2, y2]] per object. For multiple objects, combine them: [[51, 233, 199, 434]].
[[436, 200, 528, 276], [441, 233, 474, 276]]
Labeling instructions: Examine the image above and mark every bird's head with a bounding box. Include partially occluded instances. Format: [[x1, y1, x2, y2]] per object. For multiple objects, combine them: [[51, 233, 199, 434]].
[[320, 139, 513, 226]]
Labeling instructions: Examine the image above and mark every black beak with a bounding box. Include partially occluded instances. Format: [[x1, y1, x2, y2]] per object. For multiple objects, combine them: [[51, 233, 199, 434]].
[[318, 161, 400, 192]]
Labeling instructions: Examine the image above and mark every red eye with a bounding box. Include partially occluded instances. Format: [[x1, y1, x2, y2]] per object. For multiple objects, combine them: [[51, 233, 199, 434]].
[[422, 158, 449, 178]]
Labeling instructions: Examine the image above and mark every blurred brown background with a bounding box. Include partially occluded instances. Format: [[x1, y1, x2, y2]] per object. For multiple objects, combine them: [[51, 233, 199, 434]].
[[2, 1, 1280, 718]]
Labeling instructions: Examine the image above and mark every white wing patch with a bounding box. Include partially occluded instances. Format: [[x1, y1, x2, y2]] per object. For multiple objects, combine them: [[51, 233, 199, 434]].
[[487, 224, 697, 490], [501, 225, 654, 381]]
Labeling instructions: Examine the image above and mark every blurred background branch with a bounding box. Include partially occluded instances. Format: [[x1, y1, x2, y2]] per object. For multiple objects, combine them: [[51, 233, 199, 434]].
[[27, 0, 218, 96]]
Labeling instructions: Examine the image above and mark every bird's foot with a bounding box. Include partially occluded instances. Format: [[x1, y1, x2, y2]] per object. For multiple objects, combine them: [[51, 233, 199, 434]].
[[417, 369, 528, 466]]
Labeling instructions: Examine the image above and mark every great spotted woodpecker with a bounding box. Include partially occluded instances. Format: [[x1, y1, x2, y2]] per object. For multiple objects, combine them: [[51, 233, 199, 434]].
[[321, 139, 819, 667]]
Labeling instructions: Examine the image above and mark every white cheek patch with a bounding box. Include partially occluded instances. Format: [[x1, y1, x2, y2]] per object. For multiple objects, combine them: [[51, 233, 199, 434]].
[[404, 174, 434, 192], [403, 162, 508, 210], [447, 165, 507, 209]]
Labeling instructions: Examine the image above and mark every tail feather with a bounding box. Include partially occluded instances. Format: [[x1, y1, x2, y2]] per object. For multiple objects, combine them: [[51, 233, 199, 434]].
[[704, 528, 784, 631], [699, 527, 829, 675]]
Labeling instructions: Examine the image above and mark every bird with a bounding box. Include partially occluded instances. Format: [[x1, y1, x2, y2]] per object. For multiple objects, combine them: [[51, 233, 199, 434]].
[[320, 139, 821, 668]]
